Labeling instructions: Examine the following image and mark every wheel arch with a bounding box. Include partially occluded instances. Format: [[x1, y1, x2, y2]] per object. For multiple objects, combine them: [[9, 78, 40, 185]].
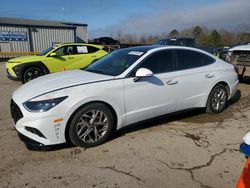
[[211, 81, 230, 95], [205, 81, 230, 107], [18, 61, 50, 77], [64, 100, 118, 143]]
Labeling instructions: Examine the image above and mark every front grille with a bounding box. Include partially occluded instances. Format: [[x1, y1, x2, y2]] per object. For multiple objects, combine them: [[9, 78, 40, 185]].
[[10, 99, 23, 124]]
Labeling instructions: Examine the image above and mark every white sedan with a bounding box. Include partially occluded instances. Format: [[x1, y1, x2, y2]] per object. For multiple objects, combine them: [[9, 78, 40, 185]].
[[10, 46, 239, 148]]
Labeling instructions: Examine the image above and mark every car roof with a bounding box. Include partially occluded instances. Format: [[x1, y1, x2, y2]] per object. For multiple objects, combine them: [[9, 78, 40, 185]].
[[123, 45, 210, 55], [120, 45, 162, 53], [58, 43, 104, 49]]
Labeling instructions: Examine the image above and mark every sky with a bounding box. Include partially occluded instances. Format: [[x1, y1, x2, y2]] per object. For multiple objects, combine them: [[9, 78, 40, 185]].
[[0, 0, 250, 39]]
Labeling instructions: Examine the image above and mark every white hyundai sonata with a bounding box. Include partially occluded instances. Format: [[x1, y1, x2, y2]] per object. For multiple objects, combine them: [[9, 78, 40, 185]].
[[10, 45, 238, 148]]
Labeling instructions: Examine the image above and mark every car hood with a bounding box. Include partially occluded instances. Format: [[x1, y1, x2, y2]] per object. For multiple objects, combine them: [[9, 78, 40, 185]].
[[13, 70, 114, 103], [229, 45, 250, 52], [8, 55, 45, 63]]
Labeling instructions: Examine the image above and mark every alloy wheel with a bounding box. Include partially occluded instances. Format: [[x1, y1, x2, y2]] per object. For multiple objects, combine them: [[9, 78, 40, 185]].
[[211, 88, 227, 112], [76, 110, 108, 143], [23, 67, 43, 83]]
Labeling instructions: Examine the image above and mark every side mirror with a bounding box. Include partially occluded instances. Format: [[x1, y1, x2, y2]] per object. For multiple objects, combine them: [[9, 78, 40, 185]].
[[49, 52, 57, 57], [134, 68, 153, 82]]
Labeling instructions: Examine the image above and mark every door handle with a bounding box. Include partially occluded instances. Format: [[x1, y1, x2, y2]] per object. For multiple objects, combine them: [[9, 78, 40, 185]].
[[166, 79, 178, 85], [205, 74, 214, 78]]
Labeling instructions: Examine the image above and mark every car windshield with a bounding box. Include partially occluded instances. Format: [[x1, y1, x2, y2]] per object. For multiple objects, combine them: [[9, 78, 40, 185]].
[[38, 47, 55, 56], [84, 48, 144, 76]]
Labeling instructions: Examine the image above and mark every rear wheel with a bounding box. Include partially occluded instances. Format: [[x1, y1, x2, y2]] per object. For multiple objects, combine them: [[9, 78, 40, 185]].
[[206, 84, 228, 113], [68, 103, 114, 148], [22, 67, 44, 84]]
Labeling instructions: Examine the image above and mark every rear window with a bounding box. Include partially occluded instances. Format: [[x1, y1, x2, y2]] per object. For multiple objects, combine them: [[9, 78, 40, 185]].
[[87, 46, 99, 53]]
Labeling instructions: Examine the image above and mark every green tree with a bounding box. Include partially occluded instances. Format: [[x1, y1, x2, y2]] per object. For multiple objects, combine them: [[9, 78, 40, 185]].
[[220, 30, 235, 47], [192, 26, 203, 38], [239, 32, 250, 44], [192, 26, 205, 46], [169, 29, 179, 38], [209, 30, 222, 47]]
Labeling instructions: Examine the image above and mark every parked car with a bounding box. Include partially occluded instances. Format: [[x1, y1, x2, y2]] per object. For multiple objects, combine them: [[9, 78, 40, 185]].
[[226, 45, 250, 79], [93, 37, 120, 46], [217, 47, 229, 61], [6, 43, 108, 83], [10, 45, 238, 148], [156, 37, 197, 48]]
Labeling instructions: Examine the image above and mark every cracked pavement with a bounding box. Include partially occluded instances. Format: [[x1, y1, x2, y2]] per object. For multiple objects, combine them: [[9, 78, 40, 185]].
[[1, 62, 250, 188]]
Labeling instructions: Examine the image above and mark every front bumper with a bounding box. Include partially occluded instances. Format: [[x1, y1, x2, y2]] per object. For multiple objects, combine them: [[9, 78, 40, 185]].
[[17, 131, 69, 151], [6, 69, 21, 81], [18, 132, 44, 147], [10, 99, 67, 146]]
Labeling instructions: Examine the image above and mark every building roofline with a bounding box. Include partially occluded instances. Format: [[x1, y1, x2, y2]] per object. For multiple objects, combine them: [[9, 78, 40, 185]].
[[0, 17, 87, 28]]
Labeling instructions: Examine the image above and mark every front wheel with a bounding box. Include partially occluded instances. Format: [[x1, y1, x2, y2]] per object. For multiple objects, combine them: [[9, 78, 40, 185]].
[[68, 103, 114, 148], [206, 84, 228, 113], [22, 67, 44, 84]]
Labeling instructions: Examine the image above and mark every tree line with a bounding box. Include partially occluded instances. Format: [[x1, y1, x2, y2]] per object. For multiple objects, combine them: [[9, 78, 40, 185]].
[[111, 24, 250, 48]]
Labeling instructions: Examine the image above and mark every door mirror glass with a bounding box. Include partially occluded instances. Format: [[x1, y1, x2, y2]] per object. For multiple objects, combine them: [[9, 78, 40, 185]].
[[49, 52, 57, 57], [135, 68, 153, 77]]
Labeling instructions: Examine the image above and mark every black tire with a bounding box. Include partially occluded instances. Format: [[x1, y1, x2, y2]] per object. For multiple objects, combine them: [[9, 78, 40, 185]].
[[206, 84, 228, 113], [68, 103, 114, 148], [22, 67, 44, 84]]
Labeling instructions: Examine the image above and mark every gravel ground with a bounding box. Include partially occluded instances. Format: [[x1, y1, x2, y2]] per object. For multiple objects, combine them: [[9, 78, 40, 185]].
[[0, 62, 250, 188]]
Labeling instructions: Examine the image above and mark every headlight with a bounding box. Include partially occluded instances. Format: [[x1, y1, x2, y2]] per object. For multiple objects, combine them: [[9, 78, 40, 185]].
[[13, 65, 22, 75], [23, 96, 68, 112]]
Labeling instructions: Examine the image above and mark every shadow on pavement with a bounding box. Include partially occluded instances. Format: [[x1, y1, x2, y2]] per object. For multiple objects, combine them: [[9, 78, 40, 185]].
[[240, 76, 250, 85]]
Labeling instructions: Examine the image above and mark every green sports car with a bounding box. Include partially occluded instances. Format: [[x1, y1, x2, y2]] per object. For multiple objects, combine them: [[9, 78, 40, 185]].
[[6, 43, 108, 83]]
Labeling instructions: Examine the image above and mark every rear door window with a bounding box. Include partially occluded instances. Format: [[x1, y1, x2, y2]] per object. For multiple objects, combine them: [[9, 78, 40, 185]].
[[76, 46, 88, 54], [175, 49, 215, 70], [54, 45, 77, 56], [87, 46, 99, 53]]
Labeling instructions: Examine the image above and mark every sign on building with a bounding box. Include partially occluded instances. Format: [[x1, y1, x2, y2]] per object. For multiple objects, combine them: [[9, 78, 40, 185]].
[[0, 31, 27, 41]]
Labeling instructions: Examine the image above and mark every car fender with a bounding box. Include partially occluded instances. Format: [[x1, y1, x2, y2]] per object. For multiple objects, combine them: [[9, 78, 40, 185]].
[[202, 77, 231, 108], [60, 95, 125, 141], [13, 61, 50, 77]]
